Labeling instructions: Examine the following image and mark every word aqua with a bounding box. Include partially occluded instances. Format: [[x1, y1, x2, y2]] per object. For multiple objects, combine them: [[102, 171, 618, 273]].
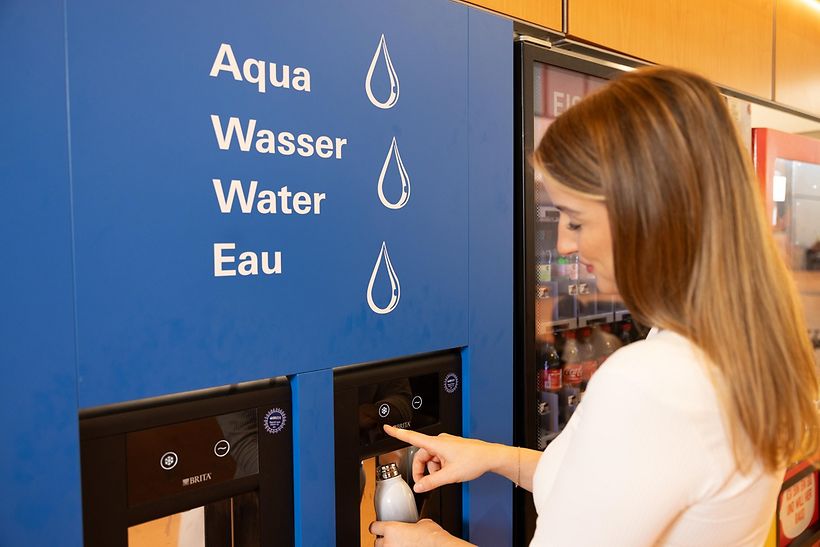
[[210, 43, 310, 94]]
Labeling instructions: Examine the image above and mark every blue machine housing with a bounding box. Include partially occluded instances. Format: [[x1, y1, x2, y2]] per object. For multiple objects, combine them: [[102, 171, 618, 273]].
[[1, 0, 512, 544]]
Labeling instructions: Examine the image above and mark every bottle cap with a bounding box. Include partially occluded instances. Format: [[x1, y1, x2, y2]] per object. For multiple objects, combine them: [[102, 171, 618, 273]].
[[376, 462, 400, 481]]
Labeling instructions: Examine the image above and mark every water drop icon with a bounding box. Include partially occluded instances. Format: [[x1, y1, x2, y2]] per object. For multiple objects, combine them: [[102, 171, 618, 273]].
[[365, 34, 400, 109], [367, 241, 401, 315], [377, 137, 411, 210]]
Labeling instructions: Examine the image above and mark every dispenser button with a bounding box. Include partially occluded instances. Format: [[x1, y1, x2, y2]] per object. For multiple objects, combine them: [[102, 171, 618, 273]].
[[160, 451, 178, 471], [378, 403, 390, 418], [214, 440, 231, 458], [411, 396, 423, 410]]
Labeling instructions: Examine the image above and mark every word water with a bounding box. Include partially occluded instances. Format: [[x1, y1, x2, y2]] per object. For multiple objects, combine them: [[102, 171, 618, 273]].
[[213, 179, 325, 215]]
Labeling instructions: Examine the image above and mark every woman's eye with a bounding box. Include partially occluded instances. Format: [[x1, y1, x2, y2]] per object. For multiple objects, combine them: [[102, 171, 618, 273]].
[[567, 221, 582, 232]]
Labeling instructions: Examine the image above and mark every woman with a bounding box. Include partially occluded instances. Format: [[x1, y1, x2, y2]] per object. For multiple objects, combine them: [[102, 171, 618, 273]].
[[370, 67, 820, 546]]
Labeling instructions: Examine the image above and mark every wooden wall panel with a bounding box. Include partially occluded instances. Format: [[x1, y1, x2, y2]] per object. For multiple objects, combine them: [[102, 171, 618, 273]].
[[568, 0, 774, 99], [775, 0, 820, 117], [464, 0, 562, 31]]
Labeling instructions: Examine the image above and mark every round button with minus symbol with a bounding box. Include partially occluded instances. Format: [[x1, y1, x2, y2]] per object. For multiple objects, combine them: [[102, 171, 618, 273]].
[[411, 395, 423, 410], [214, 439, 231, 458]]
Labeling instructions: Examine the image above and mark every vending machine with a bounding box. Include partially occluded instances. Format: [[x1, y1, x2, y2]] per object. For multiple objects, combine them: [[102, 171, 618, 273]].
[[753, 128, 820, 546], [512, 37, 647, 544]]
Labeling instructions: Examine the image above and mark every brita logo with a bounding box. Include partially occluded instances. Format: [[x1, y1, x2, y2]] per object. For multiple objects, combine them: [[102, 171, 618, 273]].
[[182, 473, 212, 487]]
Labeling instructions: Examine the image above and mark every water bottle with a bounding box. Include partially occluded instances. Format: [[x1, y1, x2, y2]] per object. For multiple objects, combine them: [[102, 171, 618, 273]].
[[374, 463, 419, 523]]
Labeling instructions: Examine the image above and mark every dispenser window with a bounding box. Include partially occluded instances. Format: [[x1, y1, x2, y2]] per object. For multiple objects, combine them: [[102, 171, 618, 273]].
[[127, 492, 260, 546], [359, 448, 443, 546], [127, 410, 259, 506], [356, 373, 440, 446]]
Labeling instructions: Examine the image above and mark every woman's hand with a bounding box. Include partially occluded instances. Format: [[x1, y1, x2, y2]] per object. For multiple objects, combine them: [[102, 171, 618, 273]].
[[382, 425, 502, 493], [369, 518, 472, 547]]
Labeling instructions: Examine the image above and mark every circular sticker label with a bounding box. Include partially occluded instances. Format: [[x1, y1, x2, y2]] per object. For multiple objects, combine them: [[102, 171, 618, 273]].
[[444, 372, 459, 394], [263, 408, 287, 434]]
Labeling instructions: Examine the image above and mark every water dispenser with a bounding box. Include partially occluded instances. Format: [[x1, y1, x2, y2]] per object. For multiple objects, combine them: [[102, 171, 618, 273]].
[[79, 378, 294, 546], [334, 350, 463, 545]]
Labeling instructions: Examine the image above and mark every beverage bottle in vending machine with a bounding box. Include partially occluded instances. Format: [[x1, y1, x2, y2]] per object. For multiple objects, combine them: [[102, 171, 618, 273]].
[[538, 341, 563, 393], [566, 254, 580, 280], [591, 324, 621, 367], [560, 331, 582, 424], [578, 328, 598, 389], [537, 249, 553, 283], [556, 256, 567, 278], [535, 249, 556, 301], [536, 341, 562, 449], [577, 264, 597, 317], [620, 321, 636, 345], [561, 331, 582, 387]]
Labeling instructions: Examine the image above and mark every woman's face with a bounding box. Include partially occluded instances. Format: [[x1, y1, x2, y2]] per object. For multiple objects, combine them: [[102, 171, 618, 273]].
[[542, 174, 617, 295]]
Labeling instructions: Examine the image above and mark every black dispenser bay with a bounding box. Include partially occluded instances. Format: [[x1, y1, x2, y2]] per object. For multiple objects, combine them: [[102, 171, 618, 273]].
[[79, 378, 294, 547], [334, 350, 463, 545]]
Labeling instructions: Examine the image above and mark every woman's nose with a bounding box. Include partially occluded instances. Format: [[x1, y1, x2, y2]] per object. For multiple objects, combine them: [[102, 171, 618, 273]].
[[556, 225, 578, 256]]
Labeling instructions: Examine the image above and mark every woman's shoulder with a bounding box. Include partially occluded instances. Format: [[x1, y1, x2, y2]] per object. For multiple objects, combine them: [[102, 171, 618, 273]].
[[589, 329, 718, 413], [599, 328, 707, 377]]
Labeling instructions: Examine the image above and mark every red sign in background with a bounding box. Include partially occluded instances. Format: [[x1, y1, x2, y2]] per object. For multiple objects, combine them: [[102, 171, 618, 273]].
[[778, 470, 820, 545]]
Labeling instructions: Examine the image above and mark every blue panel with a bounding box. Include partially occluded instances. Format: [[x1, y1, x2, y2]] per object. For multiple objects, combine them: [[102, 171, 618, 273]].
[[465, 10, 514, 546], [291, 370, 335, 546], [0, 1, 83, 545], [66, 0, 470, 407]]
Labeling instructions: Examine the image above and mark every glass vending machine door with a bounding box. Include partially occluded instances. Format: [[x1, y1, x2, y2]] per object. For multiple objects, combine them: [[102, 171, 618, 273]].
[[529, 61, 640, 448], [515, 41, 648, 546]]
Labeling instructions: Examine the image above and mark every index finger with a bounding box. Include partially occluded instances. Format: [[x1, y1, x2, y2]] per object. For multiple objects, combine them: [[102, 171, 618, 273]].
[[383, 424, 435, 450]]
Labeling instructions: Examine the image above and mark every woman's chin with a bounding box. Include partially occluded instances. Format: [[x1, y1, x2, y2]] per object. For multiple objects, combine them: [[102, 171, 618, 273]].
[[595, 279, 619, 296]]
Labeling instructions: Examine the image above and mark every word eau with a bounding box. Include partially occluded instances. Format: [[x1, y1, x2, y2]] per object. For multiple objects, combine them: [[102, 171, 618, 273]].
[[211, 115, 347, 159], [210, 43, 310, 94], [214, 243, 282, 277], [213, 179, 325, 215]]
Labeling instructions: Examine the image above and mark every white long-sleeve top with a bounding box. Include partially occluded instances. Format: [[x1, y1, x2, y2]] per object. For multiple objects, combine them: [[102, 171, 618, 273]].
[[531, 329, 783, 546]]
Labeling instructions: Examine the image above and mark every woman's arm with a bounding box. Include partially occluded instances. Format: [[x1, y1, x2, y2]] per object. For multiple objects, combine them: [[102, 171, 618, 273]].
[[383, 425, 543, 492], [487, 444, 542, 492]]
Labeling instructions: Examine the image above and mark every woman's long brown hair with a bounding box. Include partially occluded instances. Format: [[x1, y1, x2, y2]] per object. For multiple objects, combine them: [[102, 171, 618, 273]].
[[534, 66, 820, 471]]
